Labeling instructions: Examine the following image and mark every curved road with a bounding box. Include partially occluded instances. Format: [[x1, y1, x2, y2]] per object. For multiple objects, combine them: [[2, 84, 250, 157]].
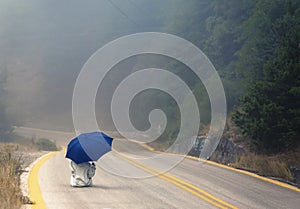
[[16, 127, 300, 209]]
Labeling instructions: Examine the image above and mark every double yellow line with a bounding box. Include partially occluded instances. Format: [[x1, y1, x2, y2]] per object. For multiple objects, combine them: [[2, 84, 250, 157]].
[[117, 153, 238, 209]]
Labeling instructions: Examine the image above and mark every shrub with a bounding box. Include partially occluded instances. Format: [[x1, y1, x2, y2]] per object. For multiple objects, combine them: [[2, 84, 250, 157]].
[[35, 138, 58, 151]]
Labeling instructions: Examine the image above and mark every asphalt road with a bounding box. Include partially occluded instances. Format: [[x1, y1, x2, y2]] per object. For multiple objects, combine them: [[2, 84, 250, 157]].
[[16, 127, 300, 209]]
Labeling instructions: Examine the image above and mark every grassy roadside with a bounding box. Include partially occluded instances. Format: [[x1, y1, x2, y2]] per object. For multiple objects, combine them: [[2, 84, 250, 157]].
[[0, 138, 59, 209], [0, 144, 23, 209], [222, 119, 299, 185], [231, 153, 294, 182], [146, 140, 299, 185]]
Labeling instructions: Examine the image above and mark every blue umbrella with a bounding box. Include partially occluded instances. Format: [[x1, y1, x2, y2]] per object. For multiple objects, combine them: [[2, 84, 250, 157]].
[[65, 132, 113, 164]]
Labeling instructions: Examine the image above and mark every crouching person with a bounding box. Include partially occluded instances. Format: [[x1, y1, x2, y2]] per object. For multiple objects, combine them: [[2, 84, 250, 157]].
[[70, 161, 96, 187]]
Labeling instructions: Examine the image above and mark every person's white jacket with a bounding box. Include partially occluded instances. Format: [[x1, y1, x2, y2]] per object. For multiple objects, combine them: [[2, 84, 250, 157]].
[[70, 161, 96, 187]]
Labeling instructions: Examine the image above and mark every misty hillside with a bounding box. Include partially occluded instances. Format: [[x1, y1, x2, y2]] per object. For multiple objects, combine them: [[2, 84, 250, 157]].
[[0, 0, 172, 130], [0, 0, 299, 157]]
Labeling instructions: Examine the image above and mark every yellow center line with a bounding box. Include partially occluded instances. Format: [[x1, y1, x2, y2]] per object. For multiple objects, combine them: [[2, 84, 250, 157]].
[[28, 151, 59, 209], [117, 153, 238, 209]]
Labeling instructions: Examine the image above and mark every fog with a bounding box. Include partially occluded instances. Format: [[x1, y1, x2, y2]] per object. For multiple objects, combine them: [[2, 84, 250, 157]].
[[0, 0, 174, 131]]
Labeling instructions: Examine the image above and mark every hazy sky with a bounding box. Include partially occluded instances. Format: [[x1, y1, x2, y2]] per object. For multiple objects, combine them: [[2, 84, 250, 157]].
[[0, 0, 177, 131]]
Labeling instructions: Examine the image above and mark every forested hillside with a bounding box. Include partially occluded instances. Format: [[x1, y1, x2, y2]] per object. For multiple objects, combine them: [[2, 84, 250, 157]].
[[158, 0, 300, 154], [0, 0, 299, 155]]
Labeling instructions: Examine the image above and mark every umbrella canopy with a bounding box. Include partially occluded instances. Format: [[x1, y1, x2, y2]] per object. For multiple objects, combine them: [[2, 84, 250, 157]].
[[65, 132, 113, 164]]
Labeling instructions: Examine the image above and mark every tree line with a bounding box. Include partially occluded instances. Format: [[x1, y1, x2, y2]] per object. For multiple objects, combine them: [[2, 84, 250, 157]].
[[159, 0, 300, 153], [0, 67, 13, 141], [1, 0, 299, 153]]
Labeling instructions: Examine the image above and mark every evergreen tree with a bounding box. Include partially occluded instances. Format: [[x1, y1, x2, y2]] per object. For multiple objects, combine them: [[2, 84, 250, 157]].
[[233, 0, 300, 152]]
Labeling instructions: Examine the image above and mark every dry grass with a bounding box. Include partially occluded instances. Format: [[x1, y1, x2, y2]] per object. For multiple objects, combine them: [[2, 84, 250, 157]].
[[232, 154, 294, 182], [223, 117, 297, 183], [0, 144, 23, 209]]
